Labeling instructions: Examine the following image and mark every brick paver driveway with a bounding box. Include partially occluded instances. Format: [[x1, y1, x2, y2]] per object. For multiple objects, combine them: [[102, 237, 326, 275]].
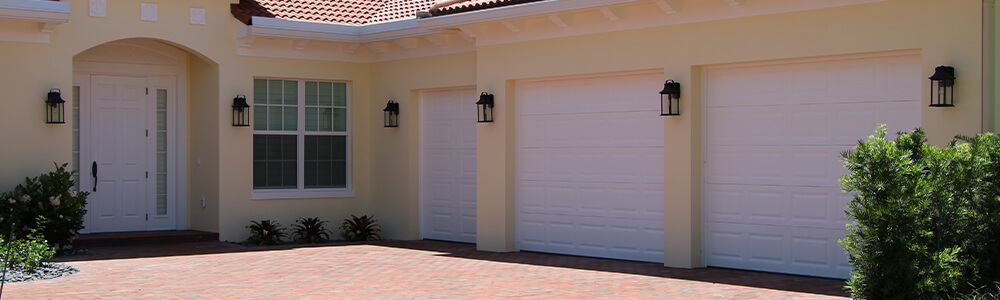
[[5, 240, 847, 299]]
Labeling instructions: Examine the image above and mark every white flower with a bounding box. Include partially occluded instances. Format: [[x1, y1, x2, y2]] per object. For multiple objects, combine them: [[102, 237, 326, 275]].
[[6, 198, 13, 204], [20, 195, 29, 203], [50, 197, 60, 206], [69, 191, 78, 197]]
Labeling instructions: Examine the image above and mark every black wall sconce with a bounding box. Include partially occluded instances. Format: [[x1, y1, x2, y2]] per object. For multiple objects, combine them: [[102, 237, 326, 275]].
[[476, 92, 494, 123], [46, 88, 66, 124], [383, 100, 399, 128], [660, 80, 681, 116], [929, 66, 955, 107], [232, 94, 251, 126]]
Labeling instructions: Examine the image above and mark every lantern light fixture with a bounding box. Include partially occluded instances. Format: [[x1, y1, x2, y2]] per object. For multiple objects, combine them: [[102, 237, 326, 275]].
[[46, 88, 66, 124], [232, 94, 251, 127], [383, 100, 400, 128], [476, 92, 494, 123], [660, 80, 681, 116], [928, 65, 955, 107]]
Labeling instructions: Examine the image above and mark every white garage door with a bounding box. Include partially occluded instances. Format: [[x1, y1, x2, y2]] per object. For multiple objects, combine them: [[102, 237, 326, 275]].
[[517, 71, 665, 263], [703, 52, 922, 278], [420, 88, 478, 243]]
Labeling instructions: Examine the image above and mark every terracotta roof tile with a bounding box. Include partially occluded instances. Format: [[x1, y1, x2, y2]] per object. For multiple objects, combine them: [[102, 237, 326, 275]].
[[429, 0, 545, 17], [231, 0, 435, 26]]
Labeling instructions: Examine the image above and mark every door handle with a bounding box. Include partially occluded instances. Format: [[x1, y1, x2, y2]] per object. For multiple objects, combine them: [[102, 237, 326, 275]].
[[91, 161, 98, 192]]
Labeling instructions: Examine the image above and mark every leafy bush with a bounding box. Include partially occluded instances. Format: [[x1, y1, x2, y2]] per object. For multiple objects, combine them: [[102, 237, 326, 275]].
[[291, 217, 331, 244], [245, 220, 286, 245], [1, 230, 56, 271], [340, 215, 381, 242], [0, 163, 88, 250], [841, 126, 1000, 299]]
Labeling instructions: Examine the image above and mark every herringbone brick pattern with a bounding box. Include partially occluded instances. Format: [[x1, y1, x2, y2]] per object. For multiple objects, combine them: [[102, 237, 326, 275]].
[[4, 240, 848, 299]]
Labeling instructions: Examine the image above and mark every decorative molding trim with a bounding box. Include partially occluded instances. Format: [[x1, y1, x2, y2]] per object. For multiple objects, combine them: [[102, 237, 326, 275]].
[[548, 14, 568, 27], [140, 3, 157, 22], [89, 0, 106, 17], [0, 0, 70, 22], [501, 21, 521, 33], [598, 7, 619, 21], [190, 7, 206, 25]]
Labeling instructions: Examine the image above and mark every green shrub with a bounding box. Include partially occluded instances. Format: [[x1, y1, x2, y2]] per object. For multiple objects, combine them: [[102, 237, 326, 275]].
[[340, 215, 381, 242], [291, 217, 331, 244], [1, 230, 56, 271], [841, 126, 1000, 299], [0, 163, 88, 251], [245, 219, 285, 245]]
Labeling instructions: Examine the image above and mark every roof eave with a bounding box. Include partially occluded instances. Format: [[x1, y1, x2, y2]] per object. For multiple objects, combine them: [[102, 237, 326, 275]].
[[242, 16, 440, 43], [417, 0, 646, 29], [0, 0, 70, 24]]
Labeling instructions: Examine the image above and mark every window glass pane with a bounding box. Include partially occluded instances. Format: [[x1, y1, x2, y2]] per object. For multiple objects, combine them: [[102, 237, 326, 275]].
[[305, 81, 317, 106], [305, 107, 318, 131], [254, 79, 268, 104], [282, 135, 297, 160], [283, 80, 297, 105], [333, 108, 346, 132], [268, 80, 283, 105], [253, 105, 267, 130], [304, 162, 317, 187], [266, 162, 284, 187], [318, 82, 333, 106], [332, 82, 347, 106], [282, 161, 297, 187], [283, 107, 297, 131], [317, 136, 332, 160], [253, 162, 267, 187], [332, 161, 347, 187], [255, 134, 297, 189], [305, 136, 346, 189], [253, 135, 266, 160], [332, 136, 346, 160], [267, 106, 282, 130]]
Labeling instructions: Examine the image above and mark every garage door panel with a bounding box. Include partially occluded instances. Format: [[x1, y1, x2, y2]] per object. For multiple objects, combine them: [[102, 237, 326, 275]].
[[521, 113, 663, 149], [420, 88, 477, 243], [705, 222, 851, 278], [705, 53, 920, 278], [518, 73, 661, 115], [517, 71, 665, 263]]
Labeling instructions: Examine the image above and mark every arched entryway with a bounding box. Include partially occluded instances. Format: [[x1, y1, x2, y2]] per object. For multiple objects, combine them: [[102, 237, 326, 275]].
[[72, 38, 211, 233]]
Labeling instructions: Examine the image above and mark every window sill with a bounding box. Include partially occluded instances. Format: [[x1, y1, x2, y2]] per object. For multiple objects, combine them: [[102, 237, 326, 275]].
[[251, 189, 355, 200]]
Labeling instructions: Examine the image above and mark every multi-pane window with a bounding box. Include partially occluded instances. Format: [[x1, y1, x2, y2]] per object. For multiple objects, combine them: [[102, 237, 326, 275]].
[[253, 79, 349, 190]]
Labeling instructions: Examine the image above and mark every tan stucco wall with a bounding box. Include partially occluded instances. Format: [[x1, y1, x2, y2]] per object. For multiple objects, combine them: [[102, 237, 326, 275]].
[[368, 52, 478, 240], [0, 0, 992, 269], [473, 0, 984, 267]]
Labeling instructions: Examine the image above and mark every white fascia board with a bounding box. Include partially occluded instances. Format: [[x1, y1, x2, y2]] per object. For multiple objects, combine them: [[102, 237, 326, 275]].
[[248, 16, 362, 43], [358, 19, 439, 43], [0, 0, 70, 23], [245, 16, 438, 43], [417, 0, 646, 29]]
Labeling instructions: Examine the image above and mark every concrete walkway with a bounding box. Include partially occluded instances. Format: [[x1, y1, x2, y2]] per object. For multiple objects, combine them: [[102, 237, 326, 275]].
[[4, 240, 848, 299]]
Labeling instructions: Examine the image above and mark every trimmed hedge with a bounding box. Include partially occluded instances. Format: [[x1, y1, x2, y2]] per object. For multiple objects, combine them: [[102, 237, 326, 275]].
[[841, 126, 1000, 299]]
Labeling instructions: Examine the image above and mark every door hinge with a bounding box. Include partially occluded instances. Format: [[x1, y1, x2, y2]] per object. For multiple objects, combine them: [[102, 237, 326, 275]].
[[145, 171, 148, 178], [146, 88, 149, 95], [146, 130, 148, 137], [146, 214, 148, 221]]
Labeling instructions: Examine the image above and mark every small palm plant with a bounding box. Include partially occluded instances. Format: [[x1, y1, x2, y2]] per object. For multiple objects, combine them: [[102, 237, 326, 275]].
[[292, 217, 331, 244], [245, 219, 286, 245], [340, 215, 382, 242]]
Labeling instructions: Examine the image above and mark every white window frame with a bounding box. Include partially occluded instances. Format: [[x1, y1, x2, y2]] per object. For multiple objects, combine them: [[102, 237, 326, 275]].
[[251, 78, 354, 200]]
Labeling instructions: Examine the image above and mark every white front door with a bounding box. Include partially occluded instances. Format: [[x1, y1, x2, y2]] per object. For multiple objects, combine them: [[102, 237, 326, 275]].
[[419, 88, 478, 243], [85, 75, 173, 232]]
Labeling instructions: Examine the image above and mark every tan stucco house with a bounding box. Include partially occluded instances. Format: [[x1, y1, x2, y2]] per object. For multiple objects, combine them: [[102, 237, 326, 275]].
[[1, 0, 998, 279]]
